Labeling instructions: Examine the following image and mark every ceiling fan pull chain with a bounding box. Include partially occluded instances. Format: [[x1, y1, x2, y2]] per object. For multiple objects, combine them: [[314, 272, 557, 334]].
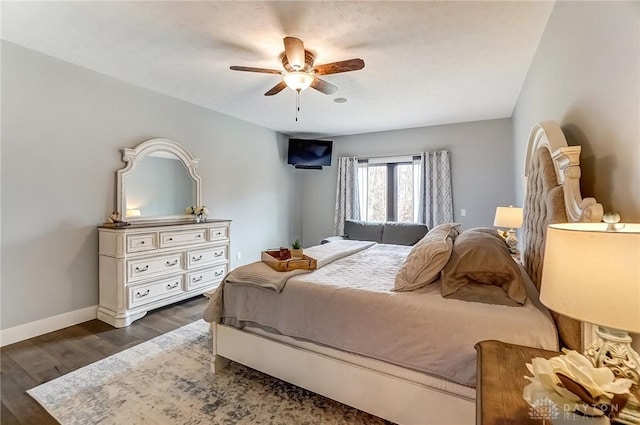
[[295, 89, 301, 122]]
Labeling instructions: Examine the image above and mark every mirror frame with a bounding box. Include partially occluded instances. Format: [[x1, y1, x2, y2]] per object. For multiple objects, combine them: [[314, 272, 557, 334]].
[[116, 138, 202, 222]]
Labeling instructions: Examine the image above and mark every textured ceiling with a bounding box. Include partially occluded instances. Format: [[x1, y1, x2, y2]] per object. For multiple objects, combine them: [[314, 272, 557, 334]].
[[1, 1, 554, 138]]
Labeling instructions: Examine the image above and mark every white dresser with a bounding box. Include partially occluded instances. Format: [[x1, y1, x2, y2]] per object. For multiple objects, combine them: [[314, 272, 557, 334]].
[[98, 219, 230, 327]]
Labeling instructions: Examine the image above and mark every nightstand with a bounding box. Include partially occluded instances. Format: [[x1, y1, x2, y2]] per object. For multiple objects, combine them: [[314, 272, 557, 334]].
[[474, 340, 558, 425]]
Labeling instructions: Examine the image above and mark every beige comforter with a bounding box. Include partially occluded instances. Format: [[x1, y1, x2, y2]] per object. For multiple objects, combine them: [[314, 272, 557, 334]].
[[205, 242, 558, 387]]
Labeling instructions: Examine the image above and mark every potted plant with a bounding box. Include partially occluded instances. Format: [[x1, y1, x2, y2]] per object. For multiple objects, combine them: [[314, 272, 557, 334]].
[[291, 239, 303, 259]]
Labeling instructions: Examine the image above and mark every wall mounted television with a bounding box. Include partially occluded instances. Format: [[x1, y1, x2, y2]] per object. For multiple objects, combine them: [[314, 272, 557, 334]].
[[287, 139, 333, 169]]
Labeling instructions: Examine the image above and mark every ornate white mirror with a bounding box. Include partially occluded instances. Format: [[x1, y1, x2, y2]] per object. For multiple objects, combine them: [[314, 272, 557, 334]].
[[116, 138, 202, 222]]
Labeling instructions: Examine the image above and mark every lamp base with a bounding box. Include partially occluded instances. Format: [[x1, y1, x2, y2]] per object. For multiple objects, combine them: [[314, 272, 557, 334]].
[[505, 229, 519, 254], [584, 326, 640, 386]]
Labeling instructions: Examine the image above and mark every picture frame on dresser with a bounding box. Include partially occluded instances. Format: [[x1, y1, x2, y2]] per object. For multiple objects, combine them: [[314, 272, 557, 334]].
[[98, 138, 231, 328]]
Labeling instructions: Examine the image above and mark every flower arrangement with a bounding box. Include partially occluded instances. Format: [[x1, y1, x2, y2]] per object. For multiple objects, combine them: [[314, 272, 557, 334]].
[[185, 205, 209, 220], [523, 349, 640, 423]]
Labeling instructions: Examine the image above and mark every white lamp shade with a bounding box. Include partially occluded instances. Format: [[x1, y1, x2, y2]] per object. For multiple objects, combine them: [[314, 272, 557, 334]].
[[283, 71, 314, 91], [540, 222, 640, 333], [493, 206, 523, 229]]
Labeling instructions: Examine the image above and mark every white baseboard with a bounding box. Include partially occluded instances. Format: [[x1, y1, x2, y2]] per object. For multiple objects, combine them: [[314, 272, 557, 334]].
[[0, 305, 98, 347]]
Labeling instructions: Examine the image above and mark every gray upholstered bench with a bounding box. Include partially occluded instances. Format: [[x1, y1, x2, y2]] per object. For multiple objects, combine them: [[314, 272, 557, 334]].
[[322, 219, 428, 246]]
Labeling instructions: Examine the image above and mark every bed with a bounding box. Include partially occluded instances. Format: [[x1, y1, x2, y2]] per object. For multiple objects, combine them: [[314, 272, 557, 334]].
[[203, 121, 604, 425]]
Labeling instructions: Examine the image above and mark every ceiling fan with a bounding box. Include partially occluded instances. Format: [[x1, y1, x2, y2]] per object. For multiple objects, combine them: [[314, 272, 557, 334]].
[[230, 36, 365, 96]]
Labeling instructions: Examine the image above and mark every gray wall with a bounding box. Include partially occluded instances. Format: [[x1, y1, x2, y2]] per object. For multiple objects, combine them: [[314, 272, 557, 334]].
[[513, 1, 639, 220], [299, 119, 515, 247], [1, 41, 298, 329], [512, 1, 639, 350]]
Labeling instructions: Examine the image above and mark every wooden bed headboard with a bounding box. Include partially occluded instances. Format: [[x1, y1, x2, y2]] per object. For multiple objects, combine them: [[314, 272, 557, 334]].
[[522, 121, 604, 351]]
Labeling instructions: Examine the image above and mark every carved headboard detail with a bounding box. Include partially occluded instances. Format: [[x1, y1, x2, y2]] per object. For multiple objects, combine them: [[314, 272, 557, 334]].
[[522, 121, 603, 351]]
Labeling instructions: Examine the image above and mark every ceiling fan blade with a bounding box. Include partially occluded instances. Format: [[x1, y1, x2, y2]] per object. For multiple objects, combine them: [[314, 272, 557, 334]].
[[230, 66, 281, 74], [310, 77, 338, 95], [313, 58, 365, 75], [283, 37, 305, 70], [264, 80, 287, 96]]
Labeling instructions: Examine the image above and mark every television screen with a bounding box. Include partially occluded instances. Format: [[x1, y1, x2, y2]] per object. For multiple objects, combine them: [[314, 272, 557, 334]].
[[287, 139, 333, 167]]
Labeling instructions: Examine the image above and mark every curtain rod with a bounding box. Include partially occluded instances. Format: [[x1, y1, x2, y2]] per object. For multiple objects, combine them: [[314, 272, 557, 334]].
[[354, 153, 420, 160], [353, 150, 450, 160]]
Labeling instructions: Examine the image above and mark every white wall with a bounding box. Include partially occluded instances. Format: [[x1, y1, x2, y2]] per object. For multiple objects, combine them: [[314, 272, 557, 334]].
[[0, 41, 298, 330], [513, 1, 639, 220], [299, 119, 515, 247], [512, 1, 639, 351]]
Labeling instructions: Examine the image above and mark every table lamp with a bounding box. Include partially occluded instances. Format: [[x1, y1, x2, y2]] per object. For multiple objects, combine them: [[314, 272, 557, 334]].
[[540, 222, 640, 385], [493, 206, 523, 254]]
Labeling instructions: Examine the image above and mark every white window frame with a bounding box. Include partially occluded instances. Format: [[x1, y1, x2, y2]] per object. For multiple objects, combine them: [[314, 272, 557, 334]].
[[357, 155, 421, 222]]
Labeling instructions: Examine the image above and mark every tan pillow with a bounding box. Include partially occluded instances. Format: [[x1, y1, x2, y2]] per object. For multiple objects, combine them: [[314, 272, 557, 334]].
[[441, 228, 527, 305], [393, 223, 461, 291]]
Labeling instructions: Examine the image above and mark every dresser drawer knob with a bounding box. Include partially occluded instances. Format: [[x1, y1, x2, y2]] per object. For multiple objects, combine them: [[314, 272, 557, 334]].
[[135, 289, 150, 298], [140, 241, 145, 244], [192, 255, 203, 262], [215, 232, 223, 236], [192, 276, 203, 283], [169, 237, 173, 241], [196, 234, 202, 238], [214, 270, 224, 277], [165, 259, 178, 267], [135, 265, 149, 272], [214, 251, 223, 257], [166, 282, 180, 290]]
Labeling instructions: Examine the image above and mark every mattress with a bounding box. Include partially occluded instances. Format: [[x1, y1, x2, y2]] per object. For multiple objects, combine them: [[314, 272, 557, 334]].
[[220, 243, 558, 387]]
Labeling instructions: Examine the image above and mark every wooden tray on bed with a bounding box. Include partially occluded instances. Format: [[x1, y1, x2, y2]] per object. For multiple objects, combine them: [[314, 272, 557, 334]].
[[261, 250, 317, 272]]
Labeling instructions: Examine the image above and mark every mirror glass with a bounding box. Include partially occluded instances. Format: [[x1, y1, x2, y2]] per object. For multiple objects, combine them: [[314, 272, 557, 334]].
[[117, 139, 201, 222]]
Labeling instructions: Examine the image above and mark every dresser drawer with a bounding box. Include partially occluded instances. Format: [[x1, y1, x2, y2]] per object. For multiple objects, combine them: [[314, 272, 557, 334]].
[[127, 253, 183, 282], [187, 265, 227, 290], [126, 233, 157, 253], [159, 229, 207, 248], [128, 276, 184, 308], [209, 226, 229, 241], [187, 246, 228, 269]]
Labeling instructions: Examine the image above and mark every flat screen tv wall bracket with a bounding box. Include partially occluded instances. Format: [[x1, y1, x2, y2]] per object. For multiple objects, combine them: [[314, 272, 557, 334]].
[[294, 165, 323, 170]]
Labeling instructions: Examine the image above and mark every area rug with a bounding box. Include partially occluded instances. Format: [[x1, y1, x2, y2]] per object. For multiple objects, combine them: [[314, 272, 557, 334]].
[[28, 320, 389, 425]]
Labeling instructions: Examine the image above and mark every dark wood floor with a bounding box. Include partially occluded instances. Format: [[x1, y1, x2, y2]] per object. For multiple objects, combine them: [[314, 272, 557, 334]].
[[1, 296, 209, 425]]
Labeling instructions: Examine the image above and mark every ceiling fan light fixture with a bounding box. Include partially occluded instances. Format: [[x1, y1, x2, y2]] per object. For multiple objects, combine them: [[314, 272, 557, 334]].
[[283, 71, 314, 92]]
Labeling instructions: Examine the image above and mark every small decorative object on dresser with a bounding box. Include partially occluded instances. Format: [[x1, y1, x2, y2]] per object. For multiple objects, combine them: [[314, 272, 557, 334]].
[[103, 211, 130, 228], [291, 239, 303, 258], [185, 205, 209, 223]]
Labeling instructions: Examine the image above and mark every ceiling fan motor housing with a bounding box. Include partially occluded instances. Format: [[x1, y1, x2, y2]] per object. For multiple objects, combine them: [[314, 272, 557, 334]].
[[282, 51, 315, 72]]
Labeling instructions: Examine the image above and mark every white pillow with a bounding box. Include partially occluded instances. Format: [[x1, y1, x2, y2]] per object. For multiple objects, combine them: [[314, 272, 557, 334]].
[[393, 223, 461, 292]]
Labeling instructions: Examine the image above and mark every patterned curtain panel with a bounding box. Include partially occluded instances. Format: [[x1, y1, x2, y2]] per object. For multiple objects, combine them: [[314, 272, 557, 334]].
[[333, 157, 361, 235], [417, 151, 453, 228]]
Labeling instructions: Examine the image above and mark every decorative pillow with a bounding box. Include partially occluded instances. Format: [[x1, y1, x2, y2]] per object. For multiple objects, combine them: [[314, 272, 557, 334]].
[[393, 223, 461, 291], [440, 228, 527, 306]]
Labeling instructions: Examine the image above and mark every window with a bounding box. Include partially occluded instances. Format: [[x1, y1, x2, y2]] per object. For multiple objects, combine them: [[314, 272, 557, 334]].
[[358, 156, 421, 222]]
